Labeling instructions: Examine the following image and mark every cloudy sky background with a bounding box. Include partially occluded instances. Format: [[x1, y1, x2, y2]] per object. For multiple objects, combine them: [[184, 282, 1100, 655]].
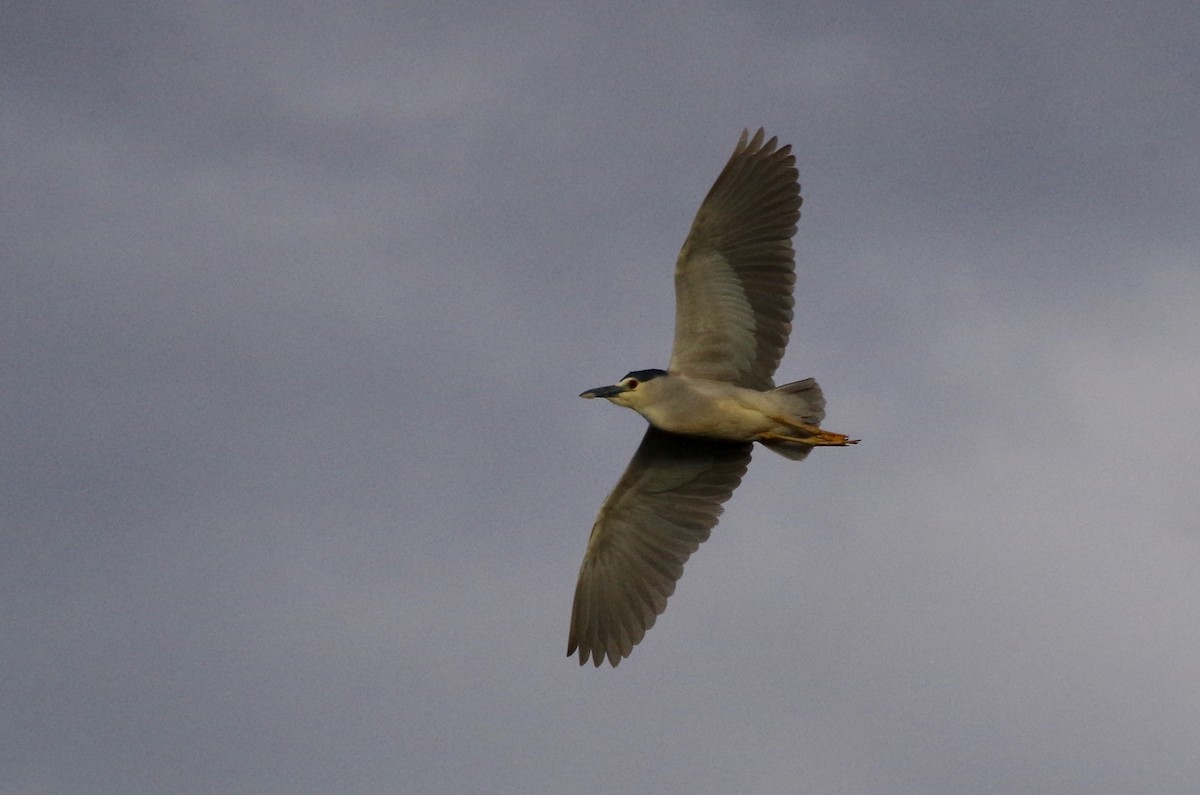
[[5, 2, 1200, 793]]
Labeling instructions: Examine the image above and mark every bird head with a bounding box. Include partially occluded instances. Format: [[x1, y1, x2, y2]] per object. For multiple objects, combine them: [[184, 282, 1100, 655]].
[[579, 368, 669, 409]]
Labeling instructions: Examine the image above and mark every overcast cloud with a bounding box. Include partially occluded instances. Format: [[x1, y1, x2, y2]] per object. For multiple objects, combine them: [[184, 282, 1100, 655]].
[[4, 2, 1200, 793]]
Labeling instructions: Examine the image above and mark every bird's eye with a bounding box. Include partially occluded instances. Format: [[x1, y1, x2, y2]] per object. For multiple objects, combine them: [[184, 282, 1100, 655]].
[[626, 379, 639, 389]]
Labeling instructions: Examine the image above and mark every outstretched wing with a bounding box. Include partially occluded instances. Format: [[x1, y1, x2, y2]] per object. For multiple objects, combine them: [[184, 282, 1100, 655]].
[[568, 428, 752, 667], [669, 129, 801, 390]]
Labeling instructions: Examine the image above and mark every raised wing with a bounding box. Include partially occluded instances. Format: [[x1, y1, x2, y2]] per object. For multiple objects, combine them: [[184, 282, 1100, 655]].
[[669, 129, 801, 390], [568, 428, 752, 667]]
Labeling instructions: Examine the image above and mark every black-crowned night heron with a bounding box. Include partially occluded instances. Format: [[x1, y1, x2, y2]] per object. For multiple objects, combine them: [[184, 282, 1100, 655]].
[[569, 129, 858, 667]]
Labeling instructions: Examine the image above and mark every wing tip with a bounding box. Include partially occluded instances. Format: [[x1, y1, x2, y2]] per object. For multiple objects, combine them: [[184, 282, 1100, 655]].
[[567, 637, 626, 668], [737, 127, 789, 158]]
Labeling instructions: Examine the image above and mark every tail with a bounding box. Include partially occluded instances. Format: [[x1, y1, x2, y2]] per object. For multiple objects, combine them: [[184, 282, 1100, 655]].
[[761, 378, 826, 461]]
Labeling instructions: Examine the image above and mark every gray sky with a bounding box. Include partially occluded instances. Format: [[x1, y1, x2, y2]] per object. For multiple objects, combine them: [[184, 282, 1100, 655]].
[[4, 2, 1200, 793]]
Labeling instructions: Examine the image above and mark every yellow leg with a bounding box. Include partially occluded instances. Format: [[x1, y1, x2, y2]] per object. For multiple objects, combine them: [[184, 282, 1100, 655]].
[[761, 423, 860, 447]]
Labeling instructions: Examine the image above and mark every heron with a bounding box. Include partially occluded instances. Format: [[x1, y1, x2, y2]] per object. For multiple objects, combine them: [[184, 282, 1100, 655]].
[[569, 129, 857, 667]]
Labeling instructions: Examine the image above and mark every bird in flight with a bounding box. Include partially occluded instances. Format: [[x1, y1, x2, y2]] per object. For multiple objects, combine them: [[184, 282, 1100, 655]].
[[569, 129, 857, 667]]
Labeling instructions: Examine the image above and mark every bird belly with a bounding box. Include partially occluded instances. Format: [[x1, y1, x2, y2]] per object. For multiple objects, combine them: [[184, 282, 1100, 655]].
[[640, 391, 777, 441]]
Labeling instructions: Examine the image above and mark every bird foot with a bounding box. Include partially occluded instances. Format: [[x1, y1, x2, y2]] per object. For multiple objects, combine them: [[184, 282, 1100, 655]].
[[762, 423, 859, 447]]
